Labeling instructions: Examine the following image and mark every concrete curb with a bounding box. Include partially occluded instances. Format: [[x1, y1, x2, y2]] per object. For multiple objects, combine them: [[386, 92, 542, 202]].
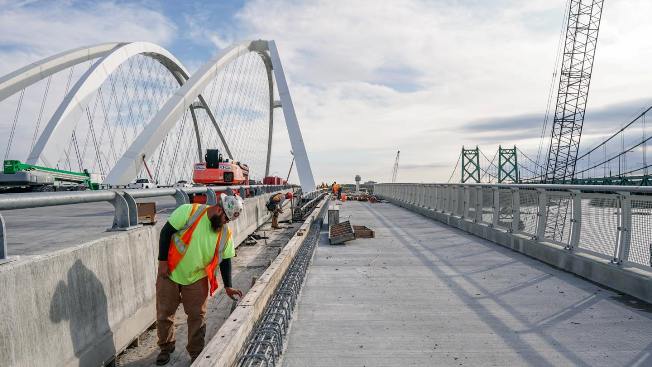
[[0, 191, 287, 367], [193, 196, 329, 367], [380, 197, 652, 304]]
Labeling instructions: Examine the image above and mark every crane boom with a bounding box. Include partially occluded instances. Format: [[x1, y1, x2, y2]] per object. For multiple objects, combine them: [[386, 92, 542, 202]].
[[391, 150, 400, 183], [544, 0, 605, 183]]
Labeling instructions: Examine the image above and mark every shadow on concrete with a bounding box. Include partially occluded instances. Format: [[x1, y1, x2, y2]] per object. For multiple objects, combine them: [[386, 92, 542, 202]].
[[366, 204, 592, 367], [50, 259, 115, 366]]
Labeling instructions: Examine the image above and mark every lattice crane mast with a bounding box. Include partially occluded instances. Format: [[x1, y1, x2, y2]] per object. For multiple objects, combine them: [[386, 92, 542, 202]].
[[391, 150, 400, 183], [544, 0, 605, 183]]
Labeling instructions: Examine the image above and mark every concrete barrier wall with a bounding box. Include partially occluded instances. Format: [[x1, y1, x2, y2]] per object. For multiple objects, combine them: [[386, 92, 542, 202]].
[[0, 191, 285, 367], [380, 196, 652, 305]]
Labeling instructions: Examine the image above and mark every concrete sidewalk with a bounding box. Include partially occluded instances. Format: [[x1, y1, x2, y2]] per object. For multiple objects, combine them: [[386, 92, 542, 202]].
[[281, 201, 652, 367]]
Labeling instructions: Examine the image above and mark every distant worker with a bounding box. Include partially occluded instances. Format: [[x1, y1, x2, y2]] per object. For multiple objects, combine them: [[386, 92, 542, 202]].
[[267, 192, 293, 229], [333, 182, 342, 200], [155, 194, 245, 365]]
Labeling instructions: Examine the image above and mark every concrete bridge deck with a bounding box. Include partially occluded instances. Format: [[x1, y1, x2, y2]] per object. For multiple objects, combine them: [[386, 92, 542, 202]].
[[282, 201, 652, 367]]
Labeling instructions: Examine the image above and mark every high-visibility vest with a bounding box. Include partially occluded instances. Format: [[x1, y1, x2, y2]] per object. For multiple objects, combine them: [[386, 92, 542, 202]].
[[168, 204, 230, 296]]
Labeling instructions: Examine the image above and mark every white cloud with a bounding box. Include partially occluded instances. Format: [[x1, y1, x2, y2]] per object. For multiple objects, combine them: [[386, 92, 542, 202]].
[[226, 0, 652, 184], [0, 1, 176, 75]]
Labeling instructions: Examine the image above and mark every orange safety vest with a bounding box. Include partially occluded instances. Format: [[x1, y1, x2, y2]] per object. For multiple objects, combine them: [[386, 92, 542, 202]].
[[168, 204, 229, 296]]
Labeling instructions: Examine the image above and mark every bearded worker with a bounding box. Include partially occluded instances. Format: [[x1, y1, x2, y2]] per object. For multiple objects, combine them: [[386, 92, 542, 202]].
[[155, 194, 245, 365]]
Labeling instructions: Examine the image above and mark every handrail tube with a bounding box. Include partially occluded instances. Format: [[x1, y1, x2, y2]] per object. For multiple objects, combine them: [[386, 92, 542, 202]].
[[0, 184, 295, 261], [0, 191, 117, 210], [378, 182, 652, 194]]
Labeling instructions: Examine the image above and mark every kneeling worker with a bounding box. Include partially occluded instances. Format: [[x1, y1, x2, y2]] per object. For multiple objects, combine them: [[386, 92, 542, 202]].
[[156, 194, 245, 365], [267, 192, 293, 229]]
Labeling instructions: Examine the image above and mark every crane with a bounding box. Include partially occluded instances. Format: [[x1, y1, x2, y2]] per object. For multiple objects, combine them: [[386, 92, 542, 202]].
[[391, 150, 400, 183], [544, 0, 605, 183], [543, 0, 605, 242]]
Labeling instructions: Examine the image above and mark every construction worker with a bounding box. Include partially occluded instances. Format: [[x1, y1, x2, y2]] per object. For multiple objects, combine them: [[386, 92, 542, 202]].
[[331, 181, 338, 199], [155, 194, 245, 365], [267, 192, 293, 229]]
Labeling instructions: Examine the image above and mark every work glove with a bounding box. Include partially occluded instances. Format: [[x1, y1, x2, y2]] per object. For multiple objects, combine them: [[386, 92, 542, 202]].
[[225, 287, 243, 300]]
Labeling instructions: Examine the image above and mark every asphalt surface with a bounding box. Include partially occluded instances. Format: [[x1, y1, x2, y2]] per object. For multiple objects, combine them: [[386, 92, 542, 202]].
[[281, 200, 652, 367], [2, 197, 178, 256]]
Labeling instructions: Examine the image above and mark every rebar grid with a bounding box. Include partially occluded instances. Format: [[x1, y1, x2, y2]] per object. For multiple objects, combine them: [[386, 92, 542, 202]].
[[237, 218, 322, 367]]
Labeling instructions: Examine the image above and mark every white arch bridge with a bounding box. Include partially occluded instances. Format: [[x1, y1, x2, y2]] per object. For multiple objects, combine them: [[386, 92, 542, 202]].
[[0, 40, 315, 191]]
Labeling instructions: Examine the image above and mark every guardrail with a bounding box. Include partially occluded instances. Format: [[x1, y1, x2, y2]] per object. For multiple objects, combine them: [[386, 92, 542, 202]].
[[375, 183, 652, 269], [0, 184, 295, 262]]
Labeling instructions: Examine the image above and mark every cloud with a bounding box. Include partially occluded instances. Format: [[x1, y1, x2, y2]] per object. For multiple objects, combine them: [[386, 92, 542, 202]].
[[461, 98, 652, 145], [0, 1, 176, 75]]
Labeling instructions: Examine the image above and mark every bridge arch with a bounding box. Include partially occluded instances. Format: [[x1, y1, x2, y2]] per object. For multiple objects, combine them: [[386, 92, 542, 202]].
[[105, 41, 272, 185], [26, 42, 195, 168]]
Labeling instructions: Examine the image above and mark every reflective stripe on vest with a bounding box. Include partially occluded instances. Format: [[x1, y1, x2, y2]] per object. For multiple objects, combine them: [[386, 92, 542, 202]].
[[168, 204, 208, 273], [206, 225, 230, 296], [167, 203, 231, 295]]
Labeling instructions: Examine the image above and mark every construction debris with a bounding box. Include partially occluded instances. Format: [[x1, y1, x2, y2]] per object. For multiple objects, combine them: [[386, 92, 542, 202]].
[[329, 221, 355, 245], [353, 225, 375, 239]]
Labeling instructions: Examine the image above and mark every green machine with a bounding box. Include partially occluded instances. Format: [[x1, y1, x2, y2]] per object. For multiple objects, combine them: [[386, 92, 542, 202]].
[[1, 160, 101, 192]]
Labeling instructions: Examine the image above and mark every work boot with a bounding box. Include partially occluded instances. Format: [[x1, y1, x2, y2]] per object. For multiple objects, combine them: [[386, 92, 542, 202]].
[[156, 347, 175, 365]]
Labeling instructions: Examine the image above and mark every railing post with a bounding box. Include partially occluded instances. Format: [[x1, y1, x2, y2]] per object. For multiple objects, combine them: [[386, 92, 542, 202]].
[[110, 192, 133, 230], [567, 190, 582, 251], [614, 192, 632, 264], [463, 186, 470, 219], [0, 213, 7, 262], [535, 189, 547, 241], [511, 187, 520, 233], [450, 186, 456, 214], [475, 187, 482, 223], [174, 189, 190, 206], [205, 188, 217, 205], [491, 186, 499, 228]]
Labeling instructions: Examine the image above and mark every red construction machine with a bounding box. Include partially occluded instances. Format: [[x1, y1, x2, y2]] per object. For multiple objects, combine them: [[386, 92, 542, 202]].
[[193, 149, 249, 185]]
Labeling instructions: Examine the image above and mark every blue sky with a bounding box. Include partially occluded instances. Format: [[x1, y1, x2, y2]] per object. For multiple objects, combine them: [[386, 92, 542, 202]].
[[0, 0, 651, 183]]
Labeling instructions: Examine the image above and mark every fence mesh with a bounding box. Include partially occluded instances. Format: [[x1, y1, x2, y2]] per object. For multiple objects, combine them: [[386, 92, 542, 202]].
[[468, 188, 478, 218], [481, 187, 493, 224], [579, 195, 619, 258], [456, 187, 465, 216], [497, 189, 513, 229], [629, 197, 652, 267], [544, 193, 572, 245], [519, 189, 539, 236]]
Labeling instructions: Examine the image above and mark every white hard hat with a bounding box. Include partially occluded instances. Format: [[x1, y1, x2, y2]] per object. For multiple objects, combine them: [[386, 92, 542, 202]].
[[220, 193, 244, 220]]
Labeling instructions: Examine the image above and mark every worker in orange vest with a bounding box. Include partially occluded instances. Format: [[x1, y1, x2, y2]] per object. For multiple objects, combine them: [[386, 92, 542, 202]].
[[267, 192, 293, 229], [155, 194, 244, 365]]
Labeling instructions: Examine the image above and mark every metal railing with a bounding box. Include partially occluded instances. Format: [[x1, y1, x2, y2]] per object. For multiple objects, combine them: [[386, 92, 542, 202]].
[[0, 184, 294, 262], [375, 183, 652, 269]]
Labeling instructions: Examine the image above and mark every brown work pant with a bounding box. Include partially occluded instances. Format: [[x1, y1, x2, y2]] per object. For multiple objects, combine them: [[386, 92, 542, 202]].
[[156, 276, 209, 358]]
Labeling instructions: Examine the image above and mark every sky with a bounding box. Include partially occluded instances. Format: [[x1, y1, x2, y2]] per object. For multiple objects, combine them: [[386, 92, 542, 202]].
[[0, 0, 651, 184]]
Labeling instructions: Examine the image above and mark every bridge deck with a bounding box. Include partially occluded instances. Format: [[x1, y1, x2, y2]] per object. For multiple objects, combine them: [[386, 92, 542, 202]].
[[282, 201, 652, 367]]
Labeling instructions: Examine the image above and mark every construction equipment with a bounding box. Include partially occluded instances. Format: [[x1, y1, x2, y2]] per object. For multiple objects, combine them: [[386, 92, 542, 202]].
[[544, 0, 605, 182], [391, 150, 400, 183], [542, 0, 605, 242], [193, 149, 249, 185], [0, 160, 101, 192]]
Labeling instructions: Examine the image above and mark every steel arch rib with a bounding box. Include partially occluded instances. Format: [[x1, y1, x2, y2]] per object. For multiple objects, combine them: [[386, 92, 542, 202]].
[[26, 42, 190, 167], [0, 42, 123, 102], [105, 41, 256, 185]]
